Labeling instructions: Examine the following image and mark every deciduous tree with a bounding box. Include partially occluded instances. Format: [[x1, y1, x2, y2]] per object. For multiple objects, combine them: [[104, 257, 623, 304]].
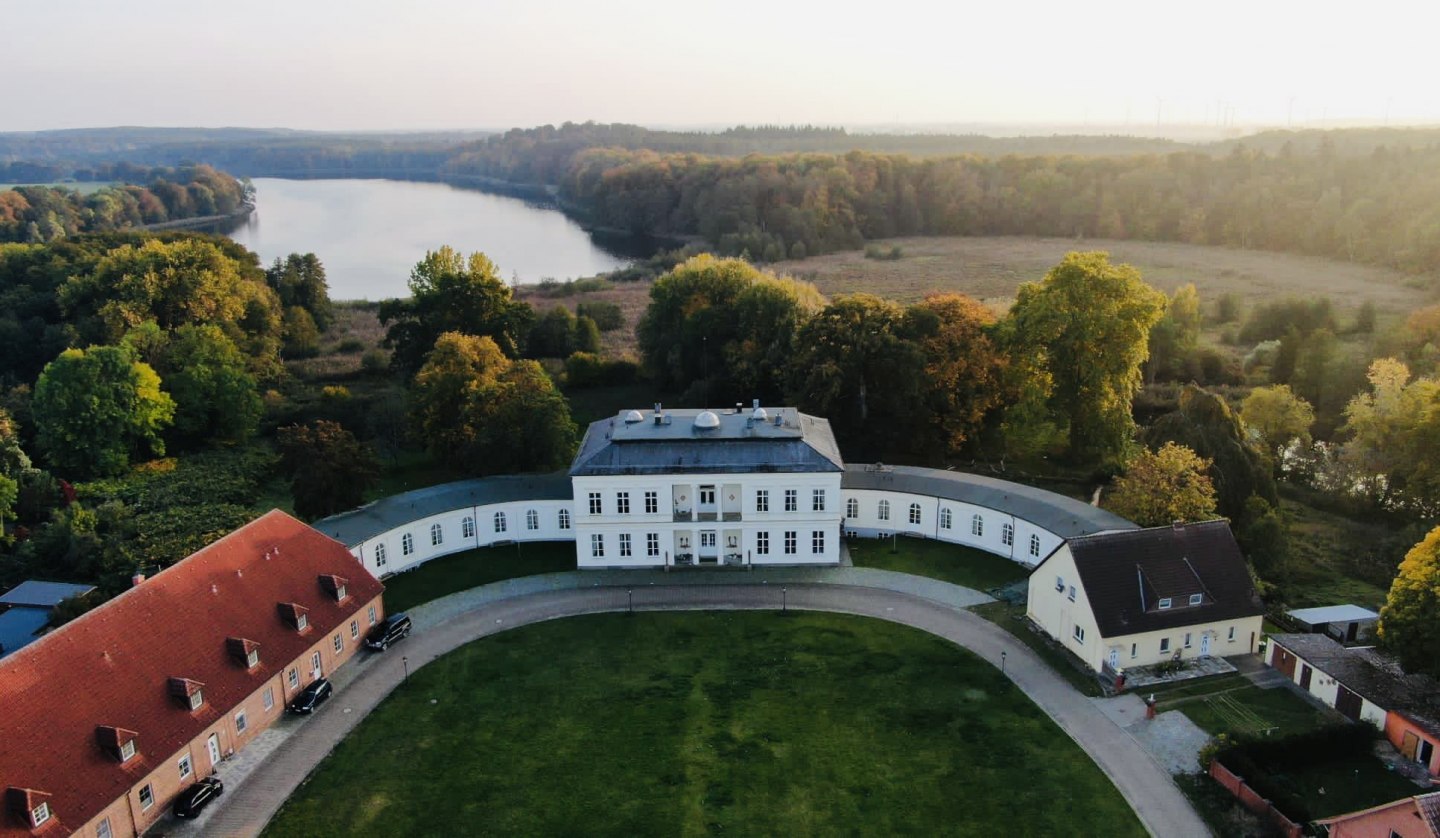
[[32, 345, 175, 478], [277, 420, 379, 521], [1240, 385, 1316, 458], [1106, 442, 1218, 527], [1147, 384, 1278, 523], [159, 324, 263, 444], [1378, 525, 1440, 677], [906, 293, 1006, 456]]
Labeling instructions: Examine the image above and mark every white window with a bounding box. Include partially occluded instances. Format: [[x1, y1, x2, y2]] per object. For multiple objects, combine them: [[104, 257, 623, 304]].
[[646, 533, 659, 556], [30, 802, 49, 827], [619, 533, 632, 557], [700, 531, 716, 548], [350, 620, 359, 639], [526, 509, 539, 530], [757, 532, 770, 555], [1073, 625, 1085, 643], [588, 492, 602, 515], [591, 533, 604, 558], [494, 512, 507, 533], [288, 668, 299, 688], [119, 739, 136, 762], [1002, 523, 1014, 546], [246, 648, 260, 668], [296, 613, 308, 632], [374, 543, 387, 567], [139, 784, 155, 811], [430, 523, 443, 546], [189, 690, 205, 711], [97, 817, 112, 838], [784, 531, 797, 555], [1158, 598, 1172, 610], [1029, 533, 1041, 557], [940, 508, 952, 529], [263, 687, 275, 711], [1184, 632, 1192, 648], [335, 584, 347, 601], [1130, 643, 1137, 658], [784, 489, 797, 512], [1160, 638, 1171, 653], [1055, 575, 1064, 592], [756, 490, 769, 512], [401, 533, 414, 555], [462, 516, 476, 539], [878, 500, 890, 521], [559, 508, 571, 529], [812, 530, 825, 554], [368, 605, 377, 625], [846, 497, 858, 519], [617, 492, 630, 514], [333, 633, 343, 653], [179, 754, 193, 780], [909, 503, 921, 525], [1228, 626, 1236, 642], [1189, 593, 1203, 606], [971, 514, 983, 536], [236, 709, 248, 733], [645, 491, 659, 514], [1068, 585, 1076, 603], [812, 489, 826, 512]]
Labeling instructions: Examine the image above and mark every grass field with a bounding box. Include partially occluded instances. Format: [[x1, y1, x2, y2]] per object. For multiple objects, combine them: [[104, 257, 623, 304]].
[[379, 542, 575, 612], [847, 536, 1030, 591], [1281, 496, 1394, 608], [1158, 683, 1331, 739], [264, 612, 1144, 837], [968, 601, 1104, 697]]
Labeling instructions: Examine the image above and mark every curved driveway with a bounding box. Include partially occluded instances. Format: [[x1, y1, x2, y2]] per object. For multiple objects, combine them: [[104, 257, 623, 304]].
[[201, 584, 1209, 838]]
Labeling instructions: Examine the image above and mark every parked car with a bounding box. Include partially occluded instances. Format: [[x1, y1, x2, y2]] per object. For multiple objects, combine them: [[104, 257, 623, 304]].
[[172, 776, 223, 819], [287, 678, 333, 714], [365, 613, 412, 651]]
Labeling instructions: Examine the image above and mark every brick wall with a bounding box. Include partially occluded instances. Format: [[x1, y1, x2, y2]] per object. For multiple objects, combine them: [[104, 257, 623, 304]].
[[1208, 760, 1304, 838]]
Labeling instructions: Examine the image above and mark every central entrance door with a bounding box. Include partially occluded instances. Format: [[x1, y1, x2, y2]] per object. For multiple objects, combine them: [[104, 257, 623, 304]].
[[1199, 634, 1211, 656], [1107, 648, 1119, 670], [311, 651, 323, 680], [207, 734, 221, 766], [699, 530, 718, 562]]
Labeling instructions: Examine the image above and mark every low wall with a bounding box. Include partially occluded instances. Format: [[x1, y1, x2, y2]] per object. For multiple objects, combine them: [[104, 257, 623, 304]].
[[1208, 760, 1304, 838]]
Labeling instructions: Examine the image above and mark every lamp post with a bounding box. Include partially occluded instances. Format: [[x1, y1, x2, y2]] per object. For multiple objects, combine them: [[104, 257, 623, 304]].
[[782, 586, 787, 613], [402, 655, 409, 684], [627, 588, 633, 613], [1001, 650, 1007, 674]]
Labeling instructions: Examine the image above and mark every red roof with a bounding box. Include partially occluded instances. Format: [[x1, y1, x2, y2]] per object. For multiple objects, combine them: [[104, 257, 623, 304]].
[[0, 510, 383, 835]]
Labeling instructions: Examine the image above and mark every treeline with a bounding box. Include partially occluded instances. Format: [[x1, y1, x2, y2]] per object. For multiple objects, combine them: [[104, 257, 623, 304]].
[[556, 144, 1440, 274], [0, 165, 250, 243]]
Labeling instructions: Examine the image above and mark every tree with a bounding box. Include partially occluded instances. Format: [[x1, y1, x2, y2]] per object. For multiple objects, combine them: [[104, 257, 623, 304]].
[[410, 332, 508, 455], [1147, 384, 1278, 524], [31, 345, 175, 478], [906, 293, 1007, 456], [281, 306, 321, 359], [1377, 524, 1440, 677], [572, 315, 602, 354], [277, 421, 379, 521], [0, 408, 24, 540], [1240, 385, 1316, 458], [527, 306, 578, 359], [265, 253, 333, 330], [159, 324, 263, 444], [1106, 442, 1218, 527], [1147, 283, 1201, 382], [1004, 252, 1166, 462], [1340, 358, 1440, 513], [379, 247, 534, 374]]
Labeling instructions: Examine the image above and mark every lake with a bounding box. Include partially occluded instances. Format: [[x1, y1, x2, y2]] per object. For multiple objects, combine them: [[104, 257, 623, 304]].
[[225, 178, 635, 300]]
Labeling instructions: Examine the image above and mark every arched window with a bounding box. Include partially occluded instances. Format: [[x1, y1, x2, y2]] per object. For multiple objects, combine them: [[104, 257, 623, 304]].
[[1001, 523, 1014, 547], [939, 508, 952, 529], [908, 503, 921, 525], [878, 499, 890, 521], [430, 523, 443, 546], [374, 543, 387, 567], [462, 516, 475, 539], [845, 497, 858, 519], [526, 509, 539, 530], [558, 508, 571, 529], [1030, 533, 1042, 557], [401, 533, 414, 556], [971, 514, 984, 537], [494, 512, 507, 533]]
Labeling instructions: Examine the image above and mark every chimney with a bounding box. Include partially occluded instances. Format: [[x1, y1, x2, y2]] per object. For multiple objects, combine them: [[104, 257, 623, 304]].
[[131, 573, 145, 587], [653, 402, 664, 425]]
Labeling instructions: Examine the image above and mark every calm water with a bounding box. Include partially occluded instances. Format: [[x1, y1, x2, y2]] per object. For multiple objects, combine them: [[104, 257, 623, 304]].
[[225, 178, 634, 300]]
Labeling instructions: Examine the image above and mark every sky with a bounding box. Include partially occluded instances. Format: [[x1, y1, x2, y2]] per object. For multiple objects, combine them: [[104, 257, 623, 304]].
[[5, 0, 1438, 133]]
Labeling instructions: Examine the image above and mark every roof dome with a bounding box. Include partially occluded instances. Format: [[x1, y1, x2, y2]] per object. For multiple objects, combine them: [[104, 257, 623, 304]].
[[623, 409, 644, 423], [751, 406, 768, 421], [694, 410, 721, 429]]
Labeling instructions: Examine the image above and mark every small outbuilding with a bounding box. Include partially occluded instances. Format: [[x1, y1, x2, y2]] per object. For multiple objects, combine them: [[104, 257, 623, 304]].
[[1285, 604, 1380, 644]]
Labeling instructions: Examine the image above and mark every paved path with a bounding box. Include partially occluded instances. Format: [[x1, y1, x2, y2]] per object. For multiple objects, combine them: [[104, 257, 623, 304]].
[[195, 582, 1209, 838]]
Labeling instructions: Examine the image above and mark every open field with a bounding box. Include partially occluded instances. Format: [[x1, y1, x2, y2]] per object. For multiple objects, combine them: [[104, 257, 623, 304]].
[[264, 612, 1144, 837], [848, 536, 1030, 591]]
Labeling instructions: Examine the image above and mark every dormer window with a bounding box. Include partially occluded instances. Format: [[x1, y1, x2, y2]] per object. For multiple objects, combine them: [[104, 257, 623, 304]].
[[189, 690, 204, 710], [278, 602, 310, 632], [96, 726, 140, 762], [119, 740, 136, 761], [319, 575, 349, 602], [247, 649, 260, 667], [5, 789, 52, 830], [297, 613, 308, 631], [1189, 593, 1203, 606], [1158, 598, 1172, 610], [168, 677, 205, 710], [30, 801, 49, 827], [227, 637, 261, 669]]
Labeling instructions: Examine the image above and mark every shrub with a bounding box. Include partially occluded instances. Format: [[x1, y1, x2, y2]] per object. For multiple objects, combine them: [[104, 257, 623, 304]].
[[360, 349, 389, 374], [564, 353, 639, 388], [576, 301, 624, 332], [332, 338, 366, 354], [864, 244, 904, 261]]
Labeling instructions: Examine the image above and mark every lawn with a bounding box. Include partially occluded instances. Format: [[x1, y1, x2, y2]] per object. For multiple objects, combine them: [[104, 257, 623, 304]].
[[264, 612, 1144, 837], [1161, 684, 1331, 739], [847, 536, 1031, 591], [379, 542, 575, 612], [968, 600, 1103, 697]]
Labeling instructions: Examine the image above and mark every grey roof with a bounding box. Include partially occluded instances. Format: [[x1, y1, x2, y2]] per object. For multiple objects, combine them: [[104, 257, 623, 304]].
[[1286, 604, 1380, 626], [314, 473, 573, 547], [841, 465, 1136, 538], [571, 408, 844, 477], [1270, 634, 1440, 736], [0, 580, 96, 609], [0, 607, 51, 657]]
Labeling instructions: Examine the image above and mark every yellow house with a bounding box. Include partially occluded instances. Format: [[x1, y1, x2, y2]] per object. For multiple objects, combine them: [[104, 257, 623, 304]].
[[1026, 520, 1265, 674]]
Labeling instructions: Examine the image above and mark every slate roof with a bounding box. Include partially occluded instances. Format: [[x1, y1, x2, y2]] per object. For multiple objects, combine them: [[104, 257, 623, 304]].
[[314, 473, 573, 547], [1270, 633, 1440, 738], [841, 465, 1136, 538], [1045, 520, 1263, 638], [571, 407, 844, 477], [0, 580, 96, 609], [1317, 792, 1440, 834], [0, 608, 50, 659], [0, 510, 383, 836]]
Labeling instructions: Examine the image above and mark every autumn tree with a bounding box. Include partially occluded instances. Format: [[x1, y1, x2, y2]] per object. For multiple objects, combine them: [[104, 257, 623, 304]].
[[1341, 358, 1440, 512], [1146, 283, 1201, 382], [1240, 385, 1316, 458], [1004, 252, 1166, 462], [31, 345, 175, 478], [1147, 385, 1278, 525], [277, 420, 380, 521], [1378, 525, 1440, 677], [1106, 442, 1218, 527], [906, 293, 1006, 456], [0, 408, 25, 540]]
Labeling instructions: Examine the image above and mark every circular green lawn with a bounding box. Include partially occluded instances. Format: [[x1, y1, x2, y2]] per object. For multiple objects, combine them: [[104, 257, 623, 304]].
[[266, 612, 1144, 837]]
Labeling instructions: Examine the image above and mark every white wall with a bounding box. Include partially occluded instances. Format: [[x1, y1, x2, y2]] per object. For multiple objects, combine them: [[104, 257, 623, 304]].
[[350, 500, 573, 577], [1268, 643, 1387, 728], [840, 490, 1063, 566]]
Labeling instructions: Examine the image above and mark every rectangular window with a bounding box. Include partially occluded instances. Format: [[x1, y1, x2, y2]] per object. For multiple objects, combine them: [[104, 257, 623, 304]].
[[246, 648, 260, 668], [645, 491, 658, 514], [619, 533, 632, 557], [588, 492, 602, 515], [559, 509, 571, 529], [617, 492, 630, 514], [296, 613, 308, 632], [1158, 598, 1172, 610], [909, 504, 921, 525], [189, 690, 205, 711], [784, 531, 797, 555], [1228, 626, 1236, 642], [120, 739, 136, 762], [756, 490, 769, 512], [757, 532, 770, 555], [288, 668, 299, 688], [784, 489, 797, 512], [1029, 533, 1041, 557], [236, 709, 248, 733], [1072, 625, 1085, 642], [1068, 585, 1076, 603], [1184, 632, 1192, 648], [846, 498, 858, 519], [179, 754, 193, 780], [1130, 643, 1137, 659], [1160, 638, 1171, 653], [700, 531, 716, 548], [812, 530, 825, 554], [333, 634, 343, 653], [940, 508, 951, 529], [97, 818, 112, 838], [351, 620, 359, 639], [139, 784, 155, 811], [368, 606, 377, 625], [591, 533, 604, 558], [812, 489, 825, 512], [647, 533, 659, 556], [1055, 575, 1064, 592], [30, 803, 49, 828], [1189, 593, 1203, 606], [263, 687, 275, 711]]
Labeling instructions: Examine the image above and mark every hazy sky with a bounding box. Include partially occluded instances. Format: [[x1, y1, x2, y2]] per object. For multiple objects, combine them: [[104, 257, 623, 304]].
[[5, 0, 1437, 132]]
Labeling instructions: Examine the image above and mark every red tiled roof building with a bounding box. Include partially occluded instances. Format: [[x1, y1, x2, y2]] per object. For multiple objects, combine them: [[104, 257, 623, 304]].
[[0, 510, 385, 836]]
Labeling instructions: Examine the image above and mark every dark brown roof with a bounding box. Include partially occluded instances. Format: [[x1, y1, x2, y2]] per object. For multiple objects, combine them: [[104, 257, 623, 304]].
[[0, 510, 383, 836], [1270, 634, 1440, 737], [1047, 520, 1263, 638]]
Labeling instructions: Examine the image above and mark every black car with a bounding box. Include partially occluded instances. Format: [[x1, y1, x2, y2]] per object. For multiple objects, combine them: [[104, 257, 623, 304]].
[[287, 678, 333, 714], [365, 613, 412, 651], [172, 776, 223, 819]]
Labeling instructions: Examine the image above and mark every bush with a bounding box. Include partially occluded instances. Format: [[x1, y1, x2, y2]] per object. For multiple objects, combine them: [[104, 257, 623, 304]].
[[864, 244, 904, 261], [1238, 298, 1335, 344], [564, 352, 639, 388], [332, 338, 366, 354], [1211, 723, 1380, 825], [576, 301, 624, 332], [360, 349, 389, 374]]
